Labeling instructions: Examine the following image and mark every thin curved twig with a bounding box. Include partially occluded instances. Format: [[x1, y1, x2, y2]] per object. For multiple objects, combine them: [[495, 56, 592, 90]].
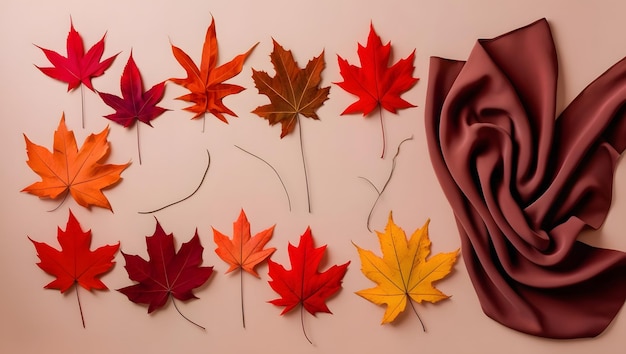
[[234, 145, 292, 212], [360, 136, 413, 231], [138, 149, 211, 214]]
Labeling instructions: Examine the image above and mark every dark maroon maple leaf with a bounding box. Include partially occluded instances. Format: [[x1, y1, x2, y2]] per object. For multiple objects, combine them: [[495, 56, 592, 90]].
[[35, 19, 117, 92], [268, 227, 349, 344], [98, 52, 168, 164], [98, 52, 167, 127], [118, 218, 213, 328]]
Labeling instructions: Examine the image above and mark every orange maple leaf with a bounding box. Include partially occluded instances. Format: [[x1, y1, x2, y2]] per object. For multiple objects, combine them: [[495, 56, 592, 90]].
[[213, 209, 275, 328], [170, 17, 257, 123], [22, 114, 130, 211], [213, 209, 276, 277]]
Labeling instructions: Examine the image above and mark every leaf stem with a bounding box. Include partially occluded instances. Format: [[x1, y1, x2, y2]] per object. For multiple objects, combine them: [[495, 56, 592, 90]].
[[170, 294, 205, 330], [240, 268, 246, 328], [301, 304, 313, 345], [378, 105, 385, 159], [234, 145, 292, 211], [137, 123, 142, 165], [75, 282, 85, 328], [360, 136, 413, 231], [297, 116, 311, 213], [138, 149, 210, 214], [202, 112, 206, 133], [80, 85, 85, 129], [407, 296, 426, 332], [48, 190, 70, 212]]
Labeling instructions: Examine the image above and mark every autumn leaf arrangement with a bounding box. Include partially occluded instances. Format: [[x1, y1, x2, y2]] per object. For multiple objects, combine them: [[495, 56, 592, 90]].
[[25, 16, 458, 344]]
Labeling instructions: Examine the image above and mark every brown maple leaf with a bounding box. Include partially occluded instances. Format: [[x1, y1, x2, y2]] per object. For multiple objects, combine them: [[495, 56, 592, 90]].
[[251, 39, 330, 212], [22, 114, 130, 211], [251, 39, 330, 138], [170, 17, 256, 126]]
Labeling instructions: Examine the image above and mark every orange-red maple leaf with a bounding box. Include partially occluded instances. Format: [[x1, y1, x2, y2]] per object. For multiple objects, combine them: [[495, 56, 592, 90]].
[[29, 209, 119, 327], [22, 114, 130, 211], [251, 39, 330, 138], [213, 209, 275, 328], [170, 17, 256, 122], [213, 209, 275, 277], [268, 227, 349, 344], [335, 23, 418, 158]]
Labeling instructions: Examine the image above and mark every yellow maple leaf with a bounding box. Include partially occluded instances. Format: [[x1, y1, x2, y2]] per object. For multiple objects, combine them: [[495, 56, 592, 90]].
[[354, 211, 459, 327]]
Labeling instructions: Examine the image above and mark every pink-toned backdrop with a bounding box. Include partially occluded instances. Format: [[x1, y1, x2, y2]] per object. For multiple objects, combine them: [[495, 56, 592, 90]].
[[1, 1, 624, 353]]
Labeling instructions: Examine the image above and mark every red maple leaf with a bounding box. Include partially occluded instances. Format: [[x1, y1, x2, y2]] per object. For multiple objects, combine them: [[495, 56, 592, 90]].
[[335, 23, 418, 158], [29, 209, 119, 327], [98, 52, 168, 164], [118, 218, 213, 329], [35, 19, 117, 92], [268, 227, 349, 344]]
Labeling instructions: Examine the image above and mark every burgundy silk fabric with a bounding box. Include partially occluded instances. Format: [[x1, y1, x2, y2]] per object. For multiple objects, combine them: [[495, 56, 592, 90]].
[[425, 18, 626, 338]]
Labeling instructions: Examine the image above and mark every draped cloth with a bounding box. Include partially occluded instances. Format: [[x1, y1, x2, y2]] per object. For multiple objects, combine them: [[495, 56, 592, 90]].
[[425, 18, 626, 338]]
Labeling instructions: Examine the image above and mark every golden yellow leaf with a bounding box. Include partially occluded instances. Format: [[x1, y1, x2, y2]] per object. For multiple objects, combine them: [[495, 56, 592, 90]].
[[354, 211, 459, 327]]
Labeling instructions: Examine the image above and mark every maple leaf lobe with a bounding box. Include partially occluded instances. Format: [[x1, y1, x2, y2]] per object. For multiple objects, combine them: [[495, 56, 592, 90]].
[[213, 209, 276, 277], [354, 212, 458, 324], [251, 39, 330, 138], [29, 209, 119, 293], [118, 219, 213, 313], [22, 114, 130, 211], [335, 23, 418, 116], [35, 19, 118, 91], [268, 227, 349, 316]]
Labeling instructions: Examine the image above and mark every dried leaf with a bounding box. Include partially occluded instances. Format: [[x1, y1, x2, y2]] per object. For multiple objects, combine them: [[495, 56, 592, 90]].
[[22, 114, 130, 211], [29, 209, 119, 327], [354, 212, 458, 328]]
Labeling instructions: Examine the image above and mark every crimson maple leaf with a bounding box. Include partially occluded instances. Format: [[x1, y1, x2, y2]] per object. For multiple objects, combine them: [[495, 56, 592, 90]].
[[29, 209, 119, 327], [98, 52, 168, 164], [35, 19, 118, 127], [268, 227, 349, 344], [335, 23, 418, 158], [118, 218, 213, 329]]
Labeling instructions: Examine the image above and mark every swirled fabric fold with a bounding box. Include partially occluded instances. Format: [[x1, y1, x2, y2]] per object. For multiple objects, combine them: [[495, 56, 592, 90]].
[[425, 18, 626, 338]]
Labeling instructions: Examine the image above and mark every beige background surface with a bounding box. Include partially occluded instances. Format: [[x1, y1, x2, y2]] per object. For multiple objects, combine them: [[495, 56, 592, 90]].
[[2, 0, 626, 353]]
